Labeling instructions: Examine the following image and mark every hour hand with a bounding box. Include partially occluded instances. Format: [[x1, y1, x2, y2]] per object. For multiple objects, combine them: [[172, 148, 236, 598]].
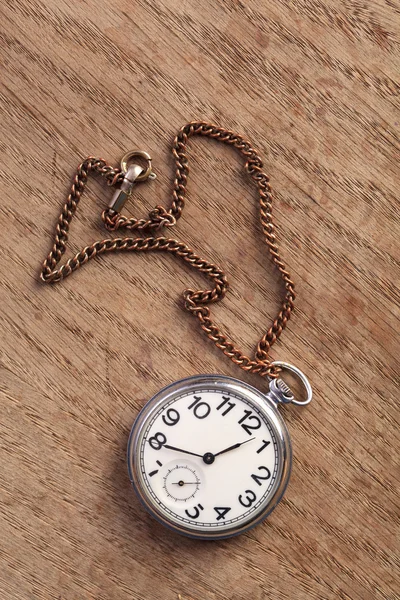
[[162, 444, 203, 458]]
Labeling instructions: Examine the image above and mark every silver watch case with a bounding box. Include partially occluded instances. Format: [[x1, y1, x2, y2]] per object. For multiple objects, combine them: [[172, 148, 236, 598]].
[[127, 374, 292, 540]]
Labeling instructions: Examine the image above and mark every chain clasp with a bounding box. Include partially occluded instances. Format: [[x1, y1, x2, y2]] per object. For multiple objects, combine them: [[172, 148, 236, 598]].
[[108, 150, 155, 212]]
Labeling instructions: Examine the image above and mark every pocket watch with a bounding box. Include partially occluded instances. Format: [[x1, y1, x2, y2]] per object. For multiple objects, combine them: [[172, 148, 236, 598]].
[[127, 368, 311, 539], [39, 121, 313, 540]]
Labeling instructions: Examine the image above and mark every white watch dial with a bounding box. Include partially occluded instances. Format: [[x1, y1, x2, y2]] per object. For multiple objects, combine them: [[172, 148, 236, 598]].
[[128, 376, 291, 539]]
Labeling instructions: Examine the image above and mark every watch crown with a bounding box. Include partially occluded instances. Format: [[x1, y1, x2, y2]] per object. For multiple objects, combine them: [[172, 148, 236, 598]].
[[277, 378, 292, 396], [267, 378, 295, 404]]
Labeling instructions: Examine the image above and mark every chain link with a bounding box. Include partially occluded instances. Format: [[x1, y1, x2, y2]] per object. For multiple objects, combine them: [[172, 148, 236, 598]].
[[41, 121, 296, 379]]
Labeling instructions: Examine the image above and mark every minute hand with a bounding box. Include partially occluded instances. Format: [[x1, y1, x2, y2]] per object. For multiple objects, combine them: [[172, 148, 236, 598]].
[[214, 437, 255, 457], [162, 444, 203, 458]]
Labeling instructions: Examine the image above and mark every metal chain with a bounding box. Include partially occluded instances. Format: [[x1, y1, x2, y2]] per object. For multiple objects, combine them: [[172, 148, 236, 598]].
[[41, 121, 296, 379]]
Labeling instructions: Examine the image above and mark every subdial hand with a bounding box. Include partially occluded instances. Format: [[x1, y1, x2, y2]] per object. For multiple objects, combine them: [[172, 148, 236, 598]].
[[162, 444, 203, 458], [214, 437, 255, 457], [171, 481, 199, 486]]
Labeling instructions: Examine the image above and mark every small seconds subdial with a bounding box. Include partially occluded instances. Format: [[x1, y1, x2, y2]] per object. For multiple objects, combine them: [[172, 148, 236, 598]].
[[163, 465, 201, 502]]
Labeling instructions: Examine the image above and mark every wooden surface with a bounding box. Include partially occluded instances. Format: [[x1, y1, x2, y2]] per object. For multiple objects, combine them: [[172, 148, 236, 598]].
[[0, 1, 399, 599]]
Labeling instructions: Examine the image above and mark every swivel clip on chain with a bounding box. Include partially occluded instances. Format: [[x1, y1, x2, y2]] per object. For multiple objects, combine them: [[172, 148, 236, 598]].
[[108, 150, 156, 213]]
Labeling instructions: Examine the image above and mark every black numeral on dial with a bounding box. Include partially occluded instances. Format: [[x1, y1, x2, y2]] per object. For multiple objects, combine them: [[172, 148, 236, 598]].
[[251, 466, 271, 486], [148, 432, 167, 450], [214, 506, 232, 521], [185, 503, 204, 519], [162, 408, 180, 426], [238, 410, 261, 435], [256, 439, 271, 453], [238, 490, 257, 507], [188, 396, 211, 419], [148, 461, 162, 478], [216, 396, 236, 416]]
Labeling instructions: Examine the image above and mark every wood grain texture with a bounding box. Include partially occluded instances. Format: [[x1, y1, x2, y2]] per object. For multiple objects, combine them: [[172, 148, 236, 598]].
[[0, 0, 399, 599]]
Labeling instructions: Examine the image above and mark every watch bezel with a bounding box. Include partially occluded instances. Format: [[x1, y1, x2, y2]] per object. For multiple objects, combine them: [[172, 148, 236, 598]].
[[127, 374, 292, 540]]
